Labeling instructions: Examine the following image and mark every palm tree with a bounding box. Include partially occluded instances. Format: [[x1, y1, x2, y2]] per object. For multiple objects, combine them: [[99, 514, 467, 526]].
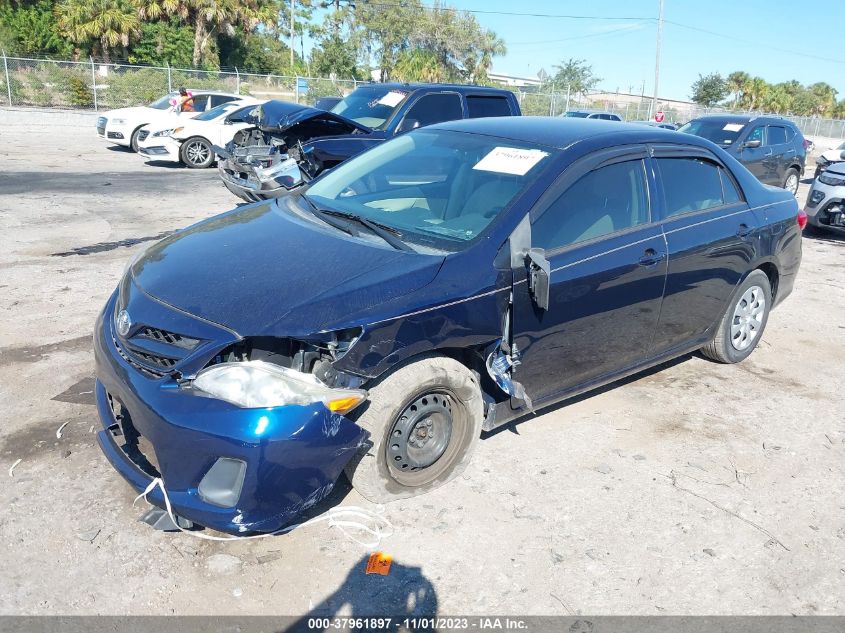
[[136, 0, 276, 67], [744, 76, 768, 111], [726, 71, 750, 108], [56, 0, 140, 61]]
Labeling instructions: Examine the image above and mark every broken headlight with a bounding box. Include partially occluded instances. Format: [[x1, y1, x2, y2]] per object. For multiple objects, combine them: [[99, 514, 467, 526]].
[[151, 127, 183, 138], [192, 360, 366, 413], [818, 172, 845, 187]]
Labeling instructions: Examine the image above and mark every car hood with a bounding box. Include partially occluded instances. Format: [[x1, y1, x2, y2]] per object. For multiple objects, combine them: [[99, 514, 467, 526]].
[[129, 199, 444, 336], [254, 100, 369, 134], [820, 148, 845, 162], [824, 161, 845, 177]]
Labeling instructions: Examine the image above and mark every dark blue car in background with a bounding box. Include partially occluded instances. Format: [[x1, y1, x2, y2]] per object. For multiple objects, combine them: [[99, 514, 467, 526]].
[[95, 117, 803, 534]]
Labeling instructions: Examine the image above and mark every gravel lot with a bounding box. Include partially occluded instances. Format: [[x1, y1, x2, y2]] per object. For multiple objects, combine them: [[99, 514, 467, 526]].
[[1, 109, 844, 616]]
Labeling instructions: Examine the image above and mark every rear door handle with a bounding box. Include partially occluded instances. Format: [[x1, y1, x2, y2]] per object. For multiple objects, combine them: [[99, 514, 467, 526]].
[[638, 248, 666, 267], [737, 223, 753, 238]]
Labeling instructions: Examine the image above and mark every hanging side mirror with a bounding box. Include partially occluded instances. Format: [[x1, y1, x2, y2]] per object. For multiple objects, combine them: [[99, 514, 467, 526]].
[[526, 248, 550, 311]]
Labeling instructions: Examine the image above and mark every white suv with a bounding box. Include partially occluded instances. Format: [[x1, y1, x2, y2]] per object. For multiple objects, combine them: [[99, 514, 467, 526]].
[[96, 90, 241, 152]]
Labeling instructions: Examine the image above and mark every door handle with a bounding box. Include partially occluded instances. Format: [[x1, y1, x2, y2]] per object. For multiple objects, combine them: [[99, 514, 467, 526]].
[[737, 223, 753, 238], [638, 248, 666, 266]]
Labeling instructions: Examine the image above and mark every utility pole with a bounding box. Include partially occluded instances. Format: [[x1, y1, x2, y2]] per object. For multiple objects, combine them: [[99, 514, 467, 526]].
[[652, 0, 664, 118], [290, 0, 295, 69]]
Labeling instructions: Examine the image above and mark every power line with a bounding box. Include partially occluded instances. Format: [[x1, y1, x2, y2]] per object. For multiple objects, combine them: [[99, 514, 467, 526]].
[[509, 23, 648, 47], [663, 19, 845, 66]]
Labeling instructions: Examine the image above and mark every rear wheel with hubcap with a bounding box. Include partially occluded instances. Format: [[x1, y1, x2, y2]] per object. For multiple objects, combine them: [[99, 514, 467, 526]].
[[180, 137, 214, 168], [344, 356, 483, 502], [783, 168, 800, 196], [700, 269, 772, 363]]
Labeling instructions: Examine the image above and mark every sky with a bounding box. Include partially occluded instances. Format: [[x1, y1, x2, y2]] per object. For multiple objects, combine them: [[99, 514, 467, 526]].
[[310, 0, 845, 102]]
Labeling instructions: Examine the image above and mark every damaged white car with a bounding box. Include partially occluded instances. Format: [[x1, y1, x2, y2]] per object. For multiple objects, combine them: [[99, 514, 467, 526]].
[[138, 99, 261, 168]]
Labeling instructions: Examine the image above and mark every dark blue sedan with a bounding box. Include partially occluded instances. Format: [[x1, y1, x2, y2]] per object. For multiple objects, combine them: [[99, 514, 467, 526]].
[[94, 117, 804, 534]]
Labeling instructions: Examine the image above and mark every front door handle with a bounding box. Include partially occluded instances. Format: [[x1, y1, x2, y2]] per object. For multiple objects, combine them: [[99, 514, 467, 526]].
[[638, 248, 666, 267], [737, 223, 753, 238]]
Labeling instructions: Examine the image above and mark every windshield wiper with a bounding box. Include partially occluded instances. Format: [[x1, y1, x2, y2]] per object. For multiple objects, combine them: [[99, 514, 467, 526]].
[[300, 194, 357, 237], [307, 202, 415, 252]]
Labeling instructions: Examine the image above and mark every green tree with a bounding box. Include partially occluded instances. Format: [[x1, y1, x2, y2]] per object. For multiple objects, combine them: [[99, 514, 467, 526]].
[[138, 0, 278, 67], [218, 27, 295, 73], [690, 72, 728, 107], [548, 58, 600, 98], [310, 33, 361, 79], [130, 18, 194, 66], [726, 71, 750, 108], [55, 0, 141, 61], [808, 82, 837, 116], [0, 0, 75, 56]]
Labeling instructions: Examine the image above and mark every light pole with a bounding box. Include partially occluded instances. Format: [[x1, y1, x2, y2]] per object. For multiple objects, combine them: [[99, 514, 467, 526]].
[[652, 0, 664, 118], [290, 0, 295, 69]]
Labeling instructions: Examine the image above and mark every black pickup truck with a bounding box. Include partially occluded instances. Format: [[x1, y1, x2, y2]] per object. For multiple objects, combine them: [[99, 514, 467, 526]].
[[215, 83, 522, 201]]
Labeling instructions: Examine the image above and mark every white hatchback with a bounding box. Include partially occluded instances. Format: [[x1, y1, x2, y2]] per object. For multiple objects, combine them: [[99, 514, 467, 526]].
[[95, 91, 242, 152], [137, 99, 261, 168]]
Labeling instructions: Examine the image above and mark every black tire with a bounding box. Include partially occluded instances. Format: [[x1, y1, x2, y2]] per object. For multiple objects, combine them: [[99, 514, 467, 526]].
[[782, 167, 800, 196], [179, 137, 214, 168], [129, 126, 144, 152], [700, 270, 772, 364], [344, 355, 484, 503]]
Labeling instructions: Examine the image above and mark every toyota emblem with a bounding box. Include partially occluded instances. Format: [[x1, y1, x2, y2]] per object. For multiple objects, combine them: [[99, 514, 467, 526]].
[[116, 310, 132, 337]]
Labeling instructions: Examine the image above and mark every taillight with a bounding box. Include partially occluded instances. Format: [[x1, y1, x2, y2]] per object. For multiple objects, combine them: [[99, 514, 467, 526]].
[[797, 209, 808, 230], [803, 139, 812, 151]]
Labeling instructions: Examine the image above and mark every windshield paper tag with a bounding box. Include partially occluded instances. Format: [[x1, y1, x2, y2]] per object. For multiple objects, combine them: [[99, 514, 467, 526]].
[[377, 91, 407, 107], [473, 147, 548, 176], [723, 123, 744, 132]]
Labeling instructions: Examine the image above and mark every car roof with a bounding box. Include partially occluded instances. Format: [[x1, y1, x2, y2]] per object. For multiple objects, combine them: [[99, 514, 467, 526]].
[[353, 82, 512, 95], [689, 113, 796, 127], [431, 116, 689, 150]]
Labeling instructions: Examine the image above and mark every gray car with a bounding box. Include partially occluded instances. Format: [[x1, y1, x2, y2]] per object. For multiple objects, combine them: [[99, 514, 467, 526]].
[[561, 110, 622, 121], [805, 161, 845, 233], [679, 114, 807, 195]]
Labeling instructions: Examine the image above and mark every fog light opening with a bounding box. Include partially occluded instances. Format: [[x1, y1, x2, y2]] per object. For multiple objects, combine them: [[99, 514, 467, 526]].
[[198, 457, 247, 508]]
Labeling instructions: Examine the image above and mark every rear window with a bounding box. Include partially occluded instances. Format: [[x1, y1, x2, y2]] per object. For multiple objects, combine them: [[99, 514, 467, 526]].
[[563, 111, 590, 118], [466, 96, 512, 118]]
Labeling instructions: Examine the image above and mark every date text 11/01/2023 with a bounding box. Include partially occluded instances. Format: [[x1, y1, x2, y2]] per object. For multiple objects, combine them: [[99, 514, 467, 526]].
[[305, 617, 529, 630]]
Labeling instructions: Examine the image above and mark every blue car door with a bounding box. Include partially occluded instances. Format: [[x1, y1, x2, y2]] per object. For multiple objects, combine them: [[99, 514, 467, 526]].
[[510, 148, 668, 405], [647, 145, 759, 357]]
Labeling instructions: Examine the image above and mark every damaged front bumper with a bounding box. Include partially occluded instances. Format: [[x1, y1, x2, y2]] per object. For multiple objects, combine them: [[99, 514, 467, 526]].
[[215, 143, 307, 201], [93, 293, 367, 535], [138, 137, 181, 163]]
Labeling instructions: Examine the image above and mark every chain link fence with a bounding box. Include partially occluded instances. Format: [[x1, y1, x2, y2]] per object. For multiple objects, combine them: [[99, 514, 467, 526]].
[[3, 52, 845, 143], [0, 53, 360, 111]]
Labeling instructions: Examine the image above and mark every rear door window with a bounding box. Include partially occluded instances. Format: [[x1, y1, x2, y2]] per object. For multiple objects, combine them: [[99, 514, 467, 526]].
[[656, 157, 732, 217], [211, 95, 238, 107], [401, 93, 463, 129], [767, 125, 788, 145], [466, 96, 512, 118]]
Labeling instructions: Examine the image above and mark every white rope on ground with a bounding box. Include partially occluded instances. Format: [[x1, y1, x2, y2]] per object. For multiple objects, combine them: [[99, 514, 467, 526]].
[[133, 477, 394, 548]]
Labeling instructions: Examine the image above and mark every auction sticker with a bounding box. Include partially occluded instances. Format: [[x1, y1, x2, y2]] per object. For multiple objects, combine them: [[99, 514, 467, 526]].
[[377, 91, 407, 107], [723, 123, 744, 132], [473, 147, 548, 176]]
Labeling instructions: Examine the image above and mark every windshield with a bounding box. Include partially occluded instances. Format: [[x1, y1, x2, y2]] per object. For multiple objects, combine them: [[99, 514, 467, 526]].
[[193, 103, 237, 121], [330, 86, 410, 128], [678, 119, 747, 146], [563, 111, 590, 118], [304, 129, 555, 251], [148, 94, 176, 110]]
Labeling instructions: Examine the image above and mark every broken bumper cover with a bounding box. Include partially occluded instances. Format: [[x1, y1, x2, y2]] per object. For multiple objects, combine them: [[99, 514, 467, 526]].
[[216, 148, 304, 201], [93, 294, 367, 535]]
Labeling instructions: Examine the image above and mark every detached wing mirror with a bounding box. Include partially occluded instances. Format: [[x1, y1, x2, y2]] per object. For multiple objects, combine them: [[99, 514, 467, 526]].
[[526, 248, 550, 311], [743, 139, 762, 149]]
